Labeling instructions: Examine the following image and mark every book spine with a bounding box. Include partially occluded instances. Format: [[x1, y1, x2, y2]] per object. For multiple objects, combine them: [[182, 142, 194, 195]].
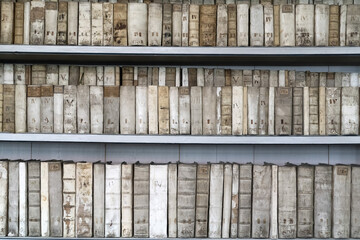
[[237, 4, 249, 46], [122, 164, 133, 237], [58, 65, 69, 85], [104, 66, 116, 86], [329, 5, 339, 46], [162, 3, 172, 46], [63, 163, 76, 238], [275, 87, 293, 135], [195, 164, 210, 237], [31, 65, 46, 85], [325, 87, 341, 135], [40, 86, 54, 133], [3, 85, 15, 133], [221, 86, 232, 135], [259, 87, 269, 135], [18, 162, 27, 237], [228, 4, 237, 47], [15, 65, 25, 85], [270, 165, 278, 239], [24, 2, 30, 45], [239, 164, 252, 238], [64, 85, 77, 133], [295, 5, 314, 46], [202, 86, 216, 135], [114, 3, 127, 46], [148, 3, 162, 46], [200, 5, 216, 46], [90, 86, 103, 134], [168, 164, 177, 237], [53, 86, 64, 133], [169, 87, 179, 134], [103, 86, 120, 134], [280, 5, 295, 46], [172, 4, 182, 46], [351, 166, 360, 238], [67, 2, 78, 45], [158, 86, 170, 134], [48, 162, 62, 237], [15, 85, 26, 133], [128, 3, 147, 46], [209, 164, 224, 238], [190, 87, 202, 135], [264, 5, 274, 47], [57, 2, 67, 45], [83, 66, 96, 86], [135, 86, 148, 134], [315, 5, 329, 46], [189, 4, 200, 46], [222, 164, 232, 238], [232, 86, 243, 135], [341, 87, 359, 135], [77, 85, 90, 134], [0, 161, 8, 237], [250, 4, 264, 46], [148, 86, 158, 134], [149, 165, 168, 238], [8, 162, 19, 237], [247, 87, 259, 135], [44, 2, 58, 45], [91, 3, 103, 46], [340, 5, 346, 46], [120, 86, 136, 134], [14, 3, 24, 44], [78, 2, 91, 46], [30, 1, 45, 45], [105, 164, 121, 237], [274, 5, 280, 46], [217, 4, 228, 47], [179, 87, 190, 134], [230, 164, 239, 238], [103, 3, 114, 46], [204, 68, 214, 86], [346, 5, 360, 46], [134, 164, 150, 237], [0, 2, 14, 44], [292, 87, 303, 135], [4, 64, 14, 85], [40, 162, 49, 237]]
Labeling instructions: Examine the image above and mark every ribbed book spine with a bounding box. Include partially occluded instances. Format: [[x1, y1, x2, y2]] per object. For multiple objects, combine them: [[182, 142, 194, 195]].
[[63, 163, 76, 238], [14, 3, 24, 45], [134, 164, 150, 237], [122, 164, 133, 237], [200, 5, 216, 46], [28, 162, 41, 237], [57, 2, 67, 45], [195, 164, 210, 237], [3, 85, 15, 133]]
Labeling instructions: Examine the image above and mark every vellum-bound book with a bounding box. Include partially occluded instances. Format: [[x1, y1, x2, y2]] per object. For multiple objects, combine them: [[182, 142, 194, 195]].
[[64, 86, 77, 134], [77, 86, 90, 134], [292, 87, 303, 135], [326, 87, 341, 135], [280, 5, 295, 46], [67, 2, 78, 45], [63, 163, 76, 238], [128, 3, 147, 46], [49, 162, 62, 237], [169, 87, 179, 134], [1, 2, 14, 44], [93, 163, 105, 238], [217, 4, 228, 46], [209, 164, 224, 238], [53, 86, 63, 133], [314, 165, 332, 238], [340, 5, 347, 46], [27, 86, 40, 133], [264, 5, 274, 47], [182, 4, 189, 46], [91, 3, 103, 46], [57, 2, 67, 45], [228, 4, 237, 46], [191, 87, 202, 135], [179, 87, 190, 135], [14, 3, 24, 45], [250, 4, 264, 46], [275, 87, 292, 135], [341, 87, 359, 135], [105, 164, 121, 238], [18, 162, 27, 237], [104, 86, 120, 134], [46, 65, 58, 85], [3, 85, 15, 133], [200, 5, 216, 46], [8, 162, 19, 236], [315, 5, 329, 46], [136, 86, 148, 134], [346, 5, 360, 46], [237, 4, 249, 46], [247, 87, 259, 135], [329, 5, 340, 46], [177, 164, 196, 237], [270, 165, 278, 239], [222, 164, 232, 238], [333, 165, 351, 238], [148, 86, 158, 135], [40, 162, 49, 237], [195, 164, 210, 237], [221, 86, 232, 135], [44, 2, 58, 45], [230, 164, 239, 238], [122, 164, 133, 237], [162, 4, 172, 46], [30, 1, 45, 45], [0, 161, 8, 237], [103, 3, 114, 46], [173, 4, 182, 46], [15, 85, 26, 133], [40, 86, 54, 133], [148, 3, 163, 46], [203, 87, 216, 135], [232, 86, 243, 135], [168, 164, 177, 237], [352, 166, 360, 238], [78, 3, 91, 46], [120, 86, 136, 134], [278, 166, 297, 238], [134, 164, 150, 237], [14, 65, 25, 85], [114, 3, 128, 46], [189, 4, 200, 46], [90, 86, 103, 134], [295, 5, 314, 46], [252, 165, 271, 238], [59, 66, 69, 85], [158, 86, 170, 134], [259, 87, 269, 135]]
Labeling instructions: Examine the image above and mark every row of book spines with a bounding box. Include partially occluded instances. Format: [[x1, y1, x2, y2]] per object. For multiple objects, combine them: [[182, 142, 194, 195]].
[[0, 161, 358, 238], [0, 84, 359, 135], [1, 1, 360, 46], [1, 64, 360, 87]]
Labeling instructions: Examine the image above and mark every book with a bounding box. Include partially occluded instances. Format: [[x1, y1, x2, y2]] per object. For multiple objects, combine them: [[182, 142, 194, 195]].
[[76, 85, 90, 134], [230, 164, 239, 237], [270, 165, 278, 239], [133, 164, 150, 237], [90, 86, 103, 134], [333, 165, 351, 238], [91, 3, 103, 46], [1, 2, 14, 44], [148, 86, 158, 134], [32, 65, 46, 85], [169, 87, 179, 134], [209, 164, 224, 238], [103, 3, 114, 46], [104, 86, 120, 134], [30, 1, 45, 45], [242, 87, 248, 135], [351, 166, 360, 238], [292, 87, 303, 135], [149, 165, 168, 238], [15, 85, 26, 133], [202, 87, 216, 135], [168, 164, 177, 237], [3, 64, 13, 85], [40, 86, 54, 133], [57, 2, 67, 45], [252, 165, 271, 238], [49, 162, 62, 237], [259, 87, 269, 135], [195, 164, 210, 237], [158, 86, 170, 134], [14, 3, 24, 45], [329, 5, 340, 46], [53, 86, 63, 133], [341, 87, 359, 135], [166, 68, 176, 86], [17, 162, 26, 237], [78, 2, 91, 46], [177, 164, 197, 237], [173, 4, 182, 46], [162, 4, 172, 46], [325, 87, 341, 135], [63, 86, 77, 134], [314, 165, 332, 238], [189, 4, 200, 46], [122, 164, 133, 237], [23, 2, 30, 45], [237, 4, 249, 46], [216, 87, 222, 135], [179, 87, 190, 134], [346, 5, 360, 46], [274, 5, 280, 46], [128, 3, 147, 46], [148, 3, 163, 46], [44, 2, 58, 45], [232, 86, 243, 135], [221, 86, 232, 135], [114, 3, 127, 46], [278, 166, 297, 238], [315, 5, 329, 46], [120, 86, 135, 134], [14, 65, 25, 85], [0, 161, 7, 237], [40, 162, 49, 237], [200, 5, 216, 46], [59, 65, 69, 85], [8, 162, 19, 236], [264, 5, 274, 46], [250, 4, 264, 46], [295, 5, 314, 46], [248, 87, 259, 135], [3, 85, 15, 133], [191, 87, 202, 135], [340, 5, 346, 46], [222, 164, 232, 238], [105, 164, 121, 238], [67, 2, 78, 45], [280, 5, 295, 46], [136, 86, 148, 134], [63, 163, 76, 237], [217, 4, 228, 46], [93, 163, 105, 237]]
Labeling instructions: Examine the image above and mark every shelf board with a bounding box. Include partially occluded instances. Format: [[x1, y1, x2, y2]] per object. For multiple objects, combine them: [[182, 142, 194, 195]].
[[4, 238, 352, 240], [0, 45, 360, 66], [0, 133, 359, 144]]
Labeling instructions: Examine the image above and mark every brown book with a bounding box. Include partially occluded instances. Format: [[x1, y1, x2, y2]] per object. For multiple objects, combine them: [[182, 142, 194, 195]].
[[329, 5, 339, 46], [228, 4, 236, 47], [1, 2, 14, 44], [14, 3, 24, 44], [3, 85, 15, 133], [122, 67, 134, 86], [166, 67, 176, 86], [189, 68, 197, 86], [30, 2, 45, 45], [158, 86, 170, 134], [152, 67, 159, 86], [273, 5, 280, 47], [162, 3, 172, 46], [69, 66, 80, 85], [31, 65, 46, 85], [25, 66, 31, 85], [200, 5, 216, 46], [57, 2, 68, 45], [113, 3, 127, 46], [225, 69, 231, 86]]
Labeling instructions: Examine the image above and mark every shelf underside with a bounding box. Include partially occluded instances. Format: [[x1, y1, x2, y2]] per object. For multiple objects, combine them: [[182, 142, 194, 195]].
[[0, 133, 359, 144], [1, 45, 360, 66], [3, 238, 347, 240]]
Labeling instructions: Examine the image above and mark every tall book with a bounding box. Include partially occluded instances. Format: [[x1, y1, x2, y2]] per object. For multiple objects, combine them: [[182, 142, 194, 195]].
[[230, 164, 239, 237], [191, 87, 202, 135], [44, 2, 57, 45], [114, 3, 127, 46], [352, 166, 360, 238], [57, 2, 67, 45], [280, 5, 295, 46], [202, 87, 216, 135], [105, 164, 121, 238], [200, 5, 216, 46], [53, 86, 63, 133], [270, 165, 278, 239], [148, 3, 162, 46], [341, 87, 359, 135], [39, 86, 54, 134], [134, 164, 150, 237], [64, 86, 77, 132], [264, 5, 274, 47], [91, 3, 103, 46], [40, 162, 49, 237], [292, 87, 303, 135], [63, 163, 76, 238], [247, 87, 259, 135], [168, 164, 177, 237], [15, 85, 26, 133], [148, 86, 158, 134], [295, 5, 314, 46], [67, 2, 78, 45], [90, 86, 103, 134], [30, 2, 45, 45], [120, 86, 136, 134], [104, 86, 120, 134], [259, 87, 269, 135], [237, 4, 249, 46], [250, 4, 264, 46], [122, 164, 133, 237], [274, 5, 280, 46], [128, 3, 147, 46], [252, 165, 271, 238], [8, 162, 19, 236], [340, 5, 347, 46], [158, 86, 170, 134], [149, 165, 168, 238], [195, 164, 210, 237], [325, 87, 341, 135], [169, 87, 179, 135], [3, 85, 15, 133], [48, 162, 62, 237], [162, 4, 172, 46], [103, 3, 114, 46], [275, 87, 292, 135], [222, 164, 232, 238], [221, 86, 232, 135], [209, 164, 224, 238], [232, 86, 243, 135], [346, 5, 360, 46], [173, 4, 182, 46], [179, 87, 190, 134], [314, 165, 332, 238], [76, 86, 90, 134], [228, 4, 237, 46], [315, 5, 329, 46], [78, 3, 91, 46], [93, 163, 105, 238], [1, 2, 14, 44], [329, 5, 340, 46], [189, 4, 200, 46], [18, 162, 27, 237], [217, 4, 228, 46], [0, 161, 8, 237], [14, 3, 24, 44]]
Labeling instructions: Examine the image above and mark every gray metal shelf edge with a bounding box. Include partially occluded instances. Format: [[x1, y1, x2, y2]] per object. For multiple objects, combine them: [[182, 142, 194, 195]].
[[0, 133, 359, 144], [0, 238, 354, 240], [1, 45, 360, 66]]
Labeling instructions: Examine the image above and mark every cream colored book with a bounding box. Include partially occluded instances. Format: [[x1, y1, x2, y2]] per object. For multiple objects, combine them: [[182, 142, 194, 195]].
[[217, 4, 228, 46], [149, 165, 168, 238], [280, 5, 295, 46], [332, 166, 350, 238], [179, 87, 190, 134], [292, 87, 303, 135], [91, 3, 103, 46], [53, 86, 63, 134], [232, 86, 243, 135], [78, 2, 91, 46], [237, 4, 249, 46], [209, 164, 224, 238], [44, 2, 58, 45], [120, 86, 135, 134], [122, 164, 133, 237], [18, 162, 27, 237], [3, 85, 15, 133], [315, 5, 329, 46], [182, 4, 189, 46], [352, 166, 360, 238], [59, 65, 69, 85], [202, 86, 216, 135], [177, 164, 196, 237], [264, 5, 274, 46], [103, 3, 113, 46], [238, 165, 252, 237], [340, 5, 347, 46], [8, 162, 19, 237], [270, 165, 278, 239], [128, 3, 147, 46], [172, 4, 182, 46], [148, 3, 162, 46], [67, 2, 78, 45], [77, 85, 90, 134], [104, 86, 120, 134], [259, 87, 269, 135], [341, 87, 359, 135], [325, 87, 341, 135], [105, 164, 121, 238], [204, 68, 214, 86], [23, 2, 30, 45], [64, 86, 77, 133], [191, 87, 202, 135], [275, 87, 293, 135], [222, 164, 232, 238], [221, 86, 232, 135], [93, 163, 105, 238], [168, 164, 177, 238], [0, 2, 14, 44], [27, 162, 40, 236], [4, 64, 14, 85], [0, 161, 8, 237], [63, 163, 76, 238], [83, 67, 96, 86], [40, 162, 49, 237], [14, 65, 25, 85], [195, 164, 210, 237], [189, 4, 199, 46], [104, 66, 115, 86], [346, 5, 360, 46], [49, 162, 62, 237], [158, 86, 170, 134], [296, 5, 314, 46], [169, 87, 179, 135], [30, 2, 45, 45], [136, 86, 148, 134], [247, 87, 259, 135], [250, 4, 264, 46], [90, 86, 103, 134], [15, 85, 26, 133], [148, 86, 158, 134], [230, 164, 239, 238], [134, 164, 150, 237], [40, 86, 54, 133], [27, 86, 41, 133]]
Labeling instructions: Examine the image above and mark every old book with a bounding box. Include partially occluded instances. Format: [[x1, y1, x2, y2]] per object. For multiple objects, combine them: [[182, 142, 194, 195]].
[[202, 87, 216, 135], [63, 163, 76, 237], [44, 2, 58, 45], [275, 87, 293, 135], [0, 85, 3, 132], [128, 3, 147, 46], [14, 65, 25, 85], [250, 4, 264, 46], [77, 86, 90, 134], [314, 165, 332, 238], [120, 86, 135, 134], [67, 2, 78, 45], [91, 3, 103, 46], [252, 165, 271, 238], [341, 87, 359, 135], [104, 66, 116, 86], [214, 69, 225, 87], [149, 165, 168, 238], [3, 64, 13, 85], [3, 85, 15, 133], [18, 162, 27, 237], [14, 85, 26, 133], [8, 162, 19, 236], [53, 86, 64, 134], [69, 66, 79, 85], [296, 5, 314, 46], [217, 4, 228, 46], [340, 5, 347, 46], [93, 163, 105, 238], [169, 87, 179, 135], [148, 3, 162, 46], [165, 68, 176, 87], [280, 5, 295, 46], [135, 86, 148, 134], [189, 68, 197, 87], [310, 88, 319, 136], [57, 2, 67, 45], [352, 166, 360, 238], [122, 164, 133, 237], [292, 87, 303, 135], [168, 164, 177, 238], [238, 164, 252, 237], [333, 165, 351, 238], [0, 161, 7, 237], [200, 5, 216, 46], [58, 66, 69, 85], [329, 5, 339, 46], [247, 87, 259, 135], [270, 165, 278, 239], [122, 67, 133, 86], [48, 162, 62, 237], [172, 4, 182, 46], [189, 4, 200, 46], [30, 1, 45, 45], [103, 3, 114, 46], [243, 70, 253, 87], [179, 87, 190, 134], [90, 86, 103, 134], [253, 70, 261, 87], [221, 86, 232, 135], [40, 86, 54, 133], [232, 86, 243, 135], [23, 2, 30, 45], [231, 70, 243, 87], [104, 86, 119, 134], [264, 5, 274, 46], [190, 87, 202, 135], [227, 4, 237, 46], [105, 164, 121, 238], [162, 4, 172, 46], [346, 5, 360, 46], [31, 65, 46, 85], [195, 164, 210, 237], [177, 164, 196, 237], [14, 3, 24, 44], [209, 164, 224, 238], [40, 162, 49, 237], [133, 164, 150, 237], [278, 166, 297, 238], [114, 3, 127, 46], [46, 65, 58, 85], [158, 86, 170, 134], [222, 164, 232, 238], [76, 163, 92, 237], [1, 2, 14, 44], [325, 87, 341, 135], [237, 4, 249, 46], [242, 87, 248, 135], [274, 5, 280, 46], [230, 164, 239, 238], [216, 87, 222, 135], [82, 66, 95, 86], [27, 86, 40, 132], [148, 86, 158, 134], [204, 68, 214, 86], [78, 3, 91, 46], [315, 5, 329, 46], [63, 86, 77, 134], [259, 87, 269, 135]]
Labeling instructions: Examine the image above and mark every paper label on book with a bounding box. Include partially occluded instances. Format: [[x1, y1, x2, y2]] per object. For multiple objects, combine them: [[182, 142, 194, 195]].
[[280, 4, 295, 46]]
